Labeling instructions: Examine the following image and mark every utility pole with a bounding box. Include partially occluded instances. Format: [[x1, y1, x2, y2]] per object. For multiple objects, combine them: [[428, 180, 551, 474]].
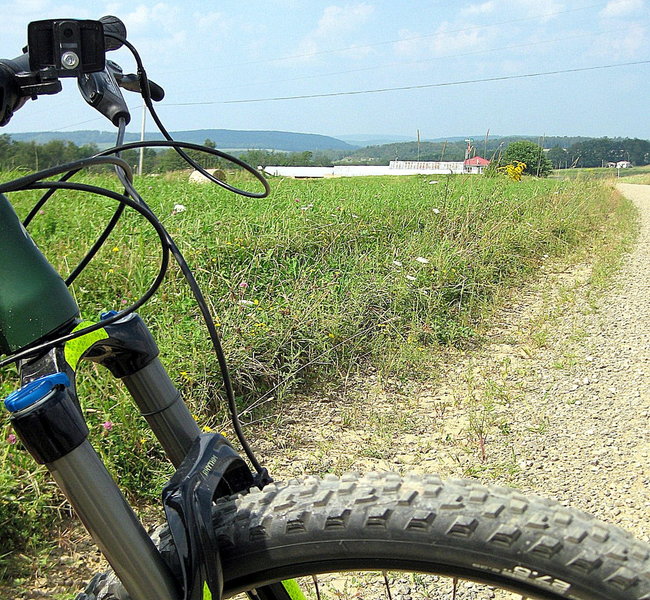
[[138, 104, 146, 176], [417, 129, 421, 162]]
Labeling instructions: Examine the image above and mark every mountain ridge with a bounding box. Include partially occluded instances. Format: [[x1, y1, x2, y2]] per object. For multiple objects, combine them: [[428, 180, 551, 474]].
[[5, 128, 357, 152]]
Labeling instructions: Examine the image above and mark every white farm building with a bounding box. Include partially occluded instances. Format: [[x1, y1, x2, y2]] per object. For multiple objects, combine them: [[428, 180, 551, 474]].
[[263, 157, 490, 179]]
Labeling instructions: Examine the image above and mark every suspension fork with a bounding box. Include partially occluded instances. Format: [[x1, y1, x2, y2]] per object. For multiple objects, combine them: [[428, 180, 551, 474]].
[[8, 345, 182, 600], [7, 312, 202, 600]]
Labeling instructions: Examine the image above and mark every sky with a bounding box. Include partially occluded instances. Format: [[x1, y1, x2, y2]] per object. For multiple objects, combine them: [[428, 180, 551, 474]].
[[0, 0, 648, 141]]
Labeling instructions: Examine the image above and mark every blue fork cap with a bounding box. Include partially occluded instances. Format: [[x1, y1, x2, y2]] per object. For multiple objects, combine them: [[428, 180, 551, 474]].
[[3, 372, 71, 413]]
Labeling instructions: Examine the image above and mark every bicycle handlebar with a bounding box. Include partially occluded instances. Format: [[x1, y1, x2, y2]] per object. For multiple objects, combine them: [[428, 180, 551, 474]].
[[0, 16, 165, 128]]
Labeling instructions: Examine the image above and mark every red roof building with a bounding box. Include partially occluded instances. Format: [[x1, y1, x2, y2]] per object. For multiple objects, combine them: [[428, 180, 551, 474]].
[[464, 156, 491, 166], [463, 156, 490, 173]]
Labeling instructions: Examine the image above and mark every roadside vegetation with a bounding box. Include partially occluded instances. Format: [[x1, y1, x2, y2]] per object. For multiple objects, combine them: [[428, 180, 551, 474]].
[[0, 170, 635, 580]]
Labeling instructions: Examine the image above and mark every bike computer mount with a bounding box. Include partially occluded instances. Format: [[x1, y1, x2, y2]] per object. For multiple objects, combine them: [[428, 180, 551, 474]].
[[27, 19, 105, 78]]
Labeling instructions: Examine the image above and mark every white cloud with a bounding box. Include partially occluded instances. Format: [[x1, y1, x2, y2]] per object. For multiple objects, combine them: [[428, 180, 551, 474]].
[[461, 0, 564, 20], [394, 22, 486, 58], [460, 1, 497, 17], [591, 22, 647, 57], [600, 0, 644, 17], [291, 3, 375, 62], [316, 3, 374, 36]]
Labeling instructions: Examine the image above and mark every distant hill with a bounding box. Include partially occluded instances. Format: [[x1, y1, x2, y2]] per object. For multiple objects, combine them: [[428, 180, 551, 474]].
[[337, 134, 414, 146], [7, 129, 357, 152]]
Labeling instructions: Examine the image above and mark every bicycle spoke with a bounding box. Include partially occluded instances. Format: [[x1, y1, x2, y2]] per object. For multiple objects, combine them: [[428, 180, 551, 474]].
[[382, 571, 393, 600]]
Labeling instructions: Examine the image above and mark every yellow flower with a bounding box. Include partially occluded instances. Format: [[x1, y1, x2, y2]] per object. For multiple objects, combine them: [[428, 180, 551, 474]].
[[202, 425, 213, 433], [112, 246, 120, 252]]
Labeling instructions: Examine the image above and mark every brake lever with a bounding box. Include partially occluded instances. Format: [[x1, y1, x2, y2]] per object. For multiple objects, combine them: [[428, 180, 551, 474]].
[[114, 70, 165, 102], [78, 60, 130, 125]]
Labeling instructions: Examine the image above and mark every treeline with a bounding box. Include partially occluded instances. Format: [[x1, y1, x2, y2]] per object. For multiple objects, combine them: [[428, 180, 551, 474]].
[[0, 134, 228, 174], [2, 133, 649, 173], [0, 134, 347, 173], [546, 137, 650, 168], [0, 134, 100, 171], [346, 136, 650, 169]]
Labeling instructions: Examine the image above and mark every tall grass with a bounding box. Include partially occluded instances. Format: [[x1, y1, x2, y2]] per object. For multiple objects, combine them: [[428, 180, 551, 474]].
[[0, 171, 634, 578]]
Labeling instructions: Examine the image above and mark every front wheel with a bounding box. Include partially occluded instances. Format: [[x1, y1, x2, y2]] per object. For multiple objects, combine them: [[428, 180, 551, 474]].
[[212, 472, 650, 600], [79, 472, 650, 599]]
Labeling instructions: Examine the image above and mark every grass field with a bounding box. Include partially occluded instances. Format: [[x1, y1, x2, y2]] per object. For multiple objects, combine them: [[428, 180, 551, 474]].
[[0, 170, 636, 579]]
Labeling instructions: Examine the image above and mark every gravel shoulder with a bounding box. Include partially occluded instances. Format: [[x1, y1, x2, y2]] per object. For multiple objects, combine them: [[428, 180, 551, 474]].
[[6, 182, 650, 598]]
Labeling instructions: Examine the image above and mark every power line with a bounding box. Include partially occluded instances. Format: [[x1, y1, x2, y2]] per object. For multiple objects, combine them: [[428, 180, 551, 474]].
[[161, 60, 650, 107], [158, 2, 607, 73], [171, 26, 627, 97]]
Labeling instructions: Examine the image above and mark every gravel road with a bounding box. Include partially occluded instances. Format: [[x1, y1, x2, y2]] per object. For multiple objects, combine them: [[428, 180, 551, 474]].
[[463, 182, 650, 541]]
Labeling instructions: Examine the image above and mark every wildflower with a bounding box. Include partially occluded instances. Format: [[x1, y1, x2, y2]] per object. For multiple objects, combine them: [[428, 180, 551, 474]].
[[415, 257, 430, 264], [108, 268, 114, 273], [393, 260, 403, 267], [171, 204, 187, 215], [432, 208, 440, 214], [112, 246, 120, 252], [102, 421, 113, 432], [202, 425, 213, 433], [121, 299, 128, 305], [239, 281, 249, 289], [7, 433, 17, 444]]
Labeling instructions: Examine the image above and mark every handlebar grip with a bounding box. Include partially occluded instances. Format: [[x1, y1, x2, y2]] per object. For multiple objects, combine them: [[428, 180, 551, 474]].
[[100, 16, 127, 52], [0, 54, 30, 127], [144, 79, 165, 102]]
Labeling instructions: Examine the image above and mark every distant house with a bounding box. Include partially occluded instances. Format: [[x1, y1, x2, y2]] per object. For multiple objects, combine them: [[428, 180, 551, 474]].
[[616, 160, 632, 169], [463, 156, 491, 174]]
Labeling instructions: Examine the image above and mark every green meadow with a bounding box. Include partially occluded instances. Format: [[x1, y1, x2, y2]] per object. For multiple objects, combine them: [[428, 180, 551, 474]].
[[0, 171, 635, 578]]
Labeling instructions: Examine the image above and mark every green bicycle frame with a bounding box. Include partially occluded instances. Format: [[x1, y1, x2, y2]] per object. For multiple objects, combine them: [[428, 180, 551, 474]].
[[0, 193, 79, 354]]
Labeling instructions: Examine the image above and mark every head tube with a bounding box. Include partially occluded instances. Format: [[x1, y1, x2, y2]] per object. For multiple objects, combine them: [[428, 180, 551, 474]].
[[0, 194, 79, 354]]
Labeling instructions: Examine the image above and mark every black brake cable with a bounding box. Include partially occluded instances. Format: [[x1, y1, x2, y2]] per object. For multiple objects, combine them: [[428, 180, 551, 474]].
[[96, 32, 270, 479], [99, 138, 269, 479], [109, 34, 270, 199], [3, 36, 271, 479]]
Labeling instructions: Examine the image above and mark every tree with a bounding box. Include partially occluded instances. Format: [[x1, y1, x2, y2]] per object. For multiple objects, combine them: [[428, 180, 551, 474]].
[[502, 141, 552, 177], [547, 146, 569, 169]]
